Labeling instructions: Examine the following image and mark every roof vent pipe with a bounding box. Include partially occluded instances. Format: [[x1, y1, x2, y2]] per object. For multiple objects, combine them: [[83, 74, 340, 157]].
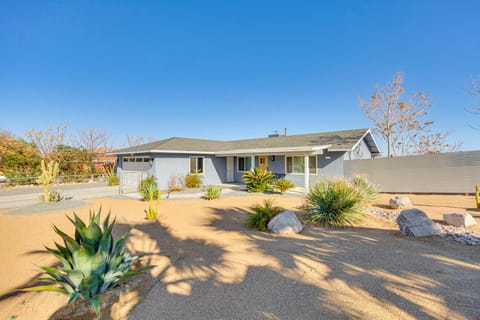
[[284, 128, 287, 136]]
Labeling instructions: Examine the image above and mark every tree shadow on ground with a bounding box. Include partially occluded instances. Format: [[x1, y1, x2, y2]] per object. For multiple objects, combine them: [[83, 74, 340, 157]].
[[186, 206, 480, 320]]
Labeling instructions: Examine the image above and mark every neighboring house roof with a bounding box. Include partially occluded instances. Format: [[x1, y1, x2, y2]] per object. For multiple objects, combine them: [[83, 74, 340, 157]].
[[108, 128, 380, 156]]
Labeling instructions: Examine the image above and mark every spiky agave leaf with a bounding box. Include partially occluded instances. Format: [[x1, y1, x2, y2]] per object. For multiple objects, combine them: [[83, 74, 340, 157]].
[[23, 207, 151, 320]]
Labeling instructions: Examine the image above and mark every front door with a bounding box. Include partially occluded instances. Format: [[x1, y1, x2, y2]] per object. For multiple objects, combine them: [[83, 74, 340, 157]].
[[258, 156, 269, 171], [226, 156, 234, 182]]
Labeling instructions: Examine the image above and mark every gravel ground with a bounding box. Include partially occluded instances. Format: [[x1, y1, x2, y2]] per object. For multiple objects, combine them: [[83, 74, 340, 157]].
[[366, 206, 480, 246]]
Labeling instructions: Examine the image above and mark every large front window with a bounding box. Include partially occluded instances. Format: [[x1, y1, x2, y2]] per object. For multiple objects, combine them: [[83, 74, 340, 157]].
[[237, 157, 252, 172], [189, 157, 204, 174], [286, 155, 317, 175]]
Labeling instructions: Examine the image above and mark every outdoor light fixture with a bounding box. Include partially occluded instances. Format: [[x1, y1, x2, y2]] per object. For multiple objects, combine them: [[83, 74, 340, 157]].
[[271, 156, 275, 161]]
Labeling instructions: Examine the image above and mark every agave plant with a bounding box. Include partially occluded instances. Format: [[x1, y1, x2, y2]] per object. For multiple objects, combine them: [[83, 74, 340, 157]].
[[24, 208, 151, 319], [242, 168, 275, 192]]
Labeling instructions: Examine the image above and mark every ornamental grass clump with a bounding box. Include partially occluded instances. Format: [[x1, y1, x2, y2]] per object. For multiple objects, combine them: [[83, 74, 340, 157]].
[[303, 179, 365, 227], [245, 199, 284, 230], [351, 176, 378, 204], [242, 168, 275, 192], [23, 208, 152, 319]]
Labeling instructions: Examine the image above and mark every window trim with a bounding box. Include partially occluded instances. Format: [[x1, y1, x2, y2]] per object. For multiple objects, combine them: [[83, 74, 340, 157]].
[[285, 155, 317, 175], [189, 156, 205, 175], [237, 156, 253, 172]]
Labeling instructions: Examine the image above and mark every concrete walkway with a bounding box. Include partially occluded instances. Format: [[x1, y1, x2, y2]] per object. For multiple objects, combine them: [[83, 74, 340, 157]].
[[0, 183, 119, 209]]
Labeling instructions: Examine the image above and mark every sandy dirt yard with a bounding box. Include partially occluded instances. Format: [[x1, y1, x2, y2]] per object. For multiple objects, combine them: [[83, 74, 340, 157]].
[[0, 194, 479, 320]]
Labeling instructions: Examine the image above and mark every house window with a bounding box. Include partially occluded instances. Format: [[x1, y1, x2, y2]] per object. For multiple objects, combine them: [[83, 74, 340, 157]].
[[286, 155, 317, 175], [189, 157, 204, 174], [123, 156, 150, 163], [237, 157, 252, 172]]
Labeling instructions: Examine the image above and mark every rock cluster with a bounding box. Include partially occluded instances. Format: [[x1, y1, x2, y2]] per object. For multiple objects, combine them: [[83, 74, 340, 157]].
[[366, 206, 480, 246]]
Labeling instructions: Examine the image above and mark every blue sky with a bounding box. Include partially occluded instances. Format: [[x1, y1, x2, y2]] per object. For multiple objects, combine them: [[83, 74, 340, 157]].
[[1, 1, 479, 151]]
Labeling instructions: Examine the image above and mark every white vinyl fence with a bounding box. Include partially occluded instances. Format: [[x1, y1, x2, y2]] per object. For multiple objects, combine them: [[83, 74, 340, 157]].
[[344, 150, 480, 194], [119, 170, 148, 194]]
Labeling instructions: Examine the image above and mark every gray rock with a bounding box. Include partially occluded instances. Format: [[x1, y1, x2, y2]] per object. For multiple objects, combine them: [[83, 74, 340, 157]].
[[267, 210, 303, 234], [396, 208, 441, 237], [443, 212, 478, 228], [390, 196, 411, 209]]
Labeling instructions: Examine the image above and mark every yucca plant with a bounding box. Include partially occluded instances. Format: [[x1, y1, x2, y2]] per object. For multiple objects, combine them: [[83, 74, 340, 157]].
[[351, 176, 378, 204], [242, 168, 275, 192], [303, 179, 365, 227], [273, 179, 295, 193], [144, 190, 160, 220], [245, 199, 284, 230], [23, 208, 152, 319]]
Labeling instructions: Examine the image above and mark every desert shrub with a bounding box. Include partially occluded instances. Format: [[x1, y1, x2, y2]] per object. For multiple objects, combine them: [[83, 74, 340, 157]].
[[185, 173, 203, 188], [139, 176, 159, 200], [242, 168, 275, 192], [303, 179, 365, 227], [144, 190, 160, 220], [352, 176, 378, 204], [273, 179, 295, 193], [106, 174, 119, 186], [205, 186, 221, 200], [245, 199, 284, 230], [37, 160, 60, 203], [24, 208, 152, 319], [37, 189, 63, 203]]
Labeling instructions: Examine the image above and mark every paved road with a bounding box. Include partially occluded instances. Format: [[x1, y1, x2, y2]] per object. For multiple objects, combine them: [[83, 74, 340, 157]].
[[0, 183, 120, 209]]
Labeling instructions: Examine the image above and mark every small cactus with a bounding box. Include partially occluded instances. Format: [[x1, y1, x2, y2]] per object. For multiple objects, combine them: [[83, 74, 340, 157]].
[[476, 185, 480, 209], [36, 160, 59, 203]]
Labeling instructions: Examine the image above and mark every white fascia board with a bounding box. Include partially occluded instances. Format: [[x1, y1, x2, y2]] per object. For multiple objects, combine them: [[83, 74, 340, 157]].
[[215, 145, 330, 156], [108, 150, 216, 155]]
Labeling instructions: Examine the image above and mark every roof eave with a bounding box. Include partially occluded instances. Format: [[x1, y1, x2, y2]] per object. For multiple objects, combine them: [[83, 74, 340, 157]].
[[215, 145, 330, 156]]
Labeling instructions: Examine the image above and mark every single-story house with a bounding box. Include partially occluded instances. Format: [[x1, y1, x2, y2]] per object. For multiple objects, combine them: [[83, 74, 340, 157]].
[[108, 128, 380, 190]]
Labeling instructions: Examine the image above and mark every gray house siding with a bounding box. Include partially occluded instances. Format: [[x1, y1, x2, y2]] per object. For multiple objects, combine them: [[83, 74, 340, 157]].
[[152, 153, 226, 190]]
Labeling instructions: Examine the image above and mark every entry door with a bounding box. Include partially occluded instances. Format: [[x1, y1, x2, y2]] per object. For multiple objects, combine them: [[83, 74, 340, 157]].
[[226, 156, 234, 182], [258, 156, 269, 171]]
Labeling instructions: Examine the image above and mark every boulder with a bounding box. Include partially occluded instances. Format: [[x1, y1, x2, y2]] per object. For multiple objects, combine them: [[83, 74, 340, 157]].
[[443, 212, 477, 228], [396, 208, 441, 237], [267, 210, 303, 234], [390, 196, 411, 209]]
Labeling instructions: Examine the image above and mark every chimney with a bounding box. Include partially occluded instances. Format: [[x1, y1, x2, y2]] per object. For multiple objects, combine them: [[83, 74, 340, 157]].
[[284, 128, 287, 136]]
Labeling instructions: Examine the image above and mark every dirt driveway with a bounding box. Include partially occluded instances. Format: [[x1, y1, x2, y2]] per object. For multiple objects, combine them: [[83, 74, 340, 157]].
[[0, 194, 478, 319]]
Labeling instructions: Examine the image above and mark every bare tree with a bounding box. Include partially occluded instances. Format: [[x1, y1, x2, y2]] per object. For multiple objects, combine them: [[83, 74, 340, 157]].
[[25, 124, 68, 158], [467, 77, 480, 129], [406, 130, 462, 155], [358, 72, 452, 157], [126, 135, 145, 147], [73, 128, 111, 153]]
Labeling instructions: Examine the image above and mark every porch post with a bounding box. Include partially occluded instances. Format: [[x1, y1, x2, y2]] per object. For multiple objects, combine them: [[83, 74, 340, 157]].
[[251, 155, 255, 171], [304, 155, 309, 193]]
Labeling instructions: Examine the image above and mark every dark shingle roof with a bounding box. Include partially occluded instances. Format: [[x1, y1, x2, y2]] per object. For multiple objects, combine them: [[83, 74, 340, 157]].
[[109, 128, 378, 155]]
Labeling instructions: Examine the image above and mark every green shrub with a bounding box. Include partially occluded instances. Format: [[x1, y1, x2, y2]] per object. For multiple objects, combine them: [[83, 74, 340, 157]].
[[139, 176, 159, 200], [242, 168, 275, 192], [23, 208, 152, 319], [352, 176, 378, 204], [106, 174, 119, 186], [245, 199, 283, 230], [205, 186, 221, 200], [38, 189, 63, 203], [303, 179, 365, 227], [185, 173, 203, 188], [273, 179, 295, 193], [144, 190, 160, 220]]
